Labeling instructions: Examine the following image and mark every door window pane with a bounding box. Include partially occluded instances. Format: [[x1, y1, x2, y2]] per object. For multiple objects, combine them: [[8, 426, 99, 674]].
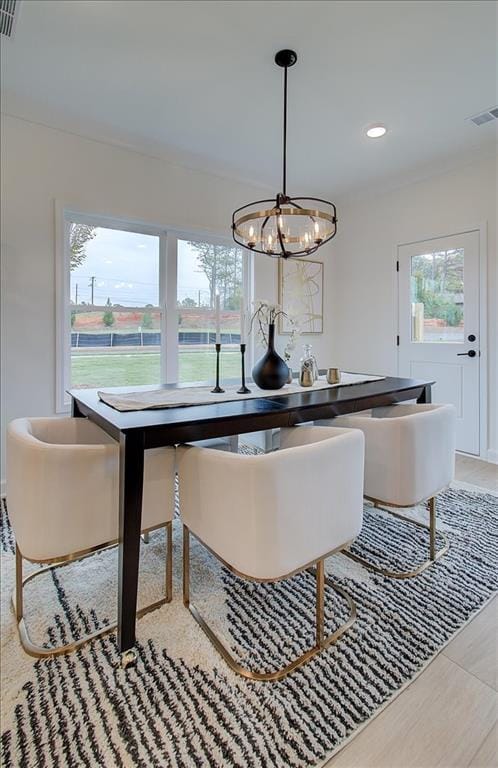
[[410, 249, 464, 342], [69, 225, 161, 387], [177, 239, 244, 383]]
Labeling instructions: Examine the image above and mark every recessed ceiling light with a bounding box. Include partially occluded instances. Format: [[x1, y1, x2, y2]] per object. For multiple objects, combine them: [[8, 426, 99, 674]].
[[366, 124, 387, 139]]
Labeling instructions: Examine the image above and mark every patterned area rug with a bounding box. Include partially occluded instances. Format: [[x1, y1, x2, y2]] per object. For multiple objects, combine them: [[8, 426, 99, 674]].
[[1, 474, 497, 768]]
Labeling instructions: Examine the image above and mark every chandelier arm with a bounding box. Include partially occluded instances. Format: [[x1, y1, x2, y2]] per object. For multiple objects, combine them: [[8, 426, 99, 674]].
[[286, 198, 318, 229], [291, 197, 338, 218], [285, 198, 314, 223], [291, 196, 337, 205], [289, 197, 338, 230], [232, 198, 276, 217], [260, 214, 271, 249], [276, 215, 286, 257]]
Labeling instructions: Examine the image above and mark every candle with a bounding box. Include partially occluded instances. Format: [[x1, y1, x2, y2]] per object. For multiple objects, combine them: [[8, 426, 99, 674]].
[[215, 292, 221, 344], [240, 298, 246, 344]]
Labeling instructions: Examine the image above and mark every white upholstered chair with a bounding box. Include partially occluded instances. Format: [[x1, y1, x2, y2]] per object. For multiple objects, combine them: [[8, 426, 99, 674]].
[[7, 416, 176, 657], [141, 436, 237, 545], [177, 425, 364, 681], [317, 403, 456, 578], [189, 436, 239, 452]]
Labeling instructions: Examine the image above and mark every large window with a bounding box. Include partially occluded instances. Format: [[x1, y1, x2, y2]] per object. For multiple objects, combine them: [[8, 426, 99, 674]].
[[176, 238, 244, 383], [58, 212, 249, 409], [69, 223, 162, 389]]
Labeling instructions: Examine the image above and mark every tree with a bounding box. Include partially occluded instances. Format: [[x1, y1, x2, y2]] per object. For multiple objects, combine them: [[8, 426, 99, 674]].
[[142, 311, 153, 329], [411, 250, 464, 326], [70, 223, 96, 271], [187, 242, 243, 309], [71, 310, 76, 328], [103, 297, 115, 327], [180, 297, 197, 308]]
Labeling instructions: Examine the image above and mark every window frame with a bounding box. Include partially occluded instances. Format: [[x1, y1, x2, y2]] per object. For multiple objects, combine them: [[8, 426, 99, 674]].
[[55, 205, 252, 412]]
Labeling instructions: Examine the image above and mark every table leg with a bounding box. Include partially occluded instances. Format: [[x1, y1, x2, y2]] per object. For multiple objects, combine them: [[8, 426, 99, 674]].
[[117, 431, 145, 667], [71, 398, 84, 418], [417, 384, 432, 404]]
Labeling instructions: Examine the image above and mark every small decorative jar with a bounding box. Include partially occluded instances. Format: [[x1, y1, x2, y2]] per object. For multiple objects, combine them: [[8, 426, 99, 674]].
[[299, 367, 314, 387], [299, 344, 318, 386]]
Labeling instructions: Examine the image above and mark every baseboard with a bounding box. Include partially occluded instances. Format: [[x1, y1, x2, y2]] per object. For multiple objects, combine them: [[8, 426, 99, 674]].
[[456, 450, 498, 465]]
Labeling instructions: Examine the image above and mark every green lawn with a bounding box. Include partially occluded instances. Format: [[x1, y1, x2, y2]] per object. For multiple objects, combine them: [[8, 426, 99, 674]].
[[71, 349, 241, 388]]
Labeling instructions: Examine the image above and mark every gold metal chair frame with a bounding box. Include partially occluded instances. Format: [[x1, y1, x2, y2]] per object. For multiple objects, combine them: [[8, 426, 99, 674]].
[[12, 521, 173, 658], [182, 525, 357, 682], [344, 496, 449, 579]]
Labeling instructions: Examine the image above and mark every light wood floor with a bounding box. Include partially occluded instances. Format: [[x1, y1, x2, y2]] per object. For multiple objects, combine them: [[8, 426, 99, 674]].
[[326, 455, 498, 768]]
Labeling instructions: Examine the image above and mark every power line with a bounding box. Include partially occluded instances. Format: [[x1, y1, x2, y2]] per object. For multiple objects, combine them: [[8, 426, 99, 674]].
[[73, 275, 158, 286]]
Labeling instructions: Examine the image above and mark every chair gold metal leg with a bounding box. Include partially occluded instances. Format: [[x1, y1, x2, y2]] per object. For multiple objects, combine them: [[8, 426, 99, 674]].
[[183, 524, 190, 607], [166, 520, 173, 602], [344, 497, 449, 579], [183, 528, 356, 681], [15, 545, 23, 623], [429, 496, 436, 561], [316, 559, 324, 649], [121, 649, 138, 669], [12, 523, 173, 659]]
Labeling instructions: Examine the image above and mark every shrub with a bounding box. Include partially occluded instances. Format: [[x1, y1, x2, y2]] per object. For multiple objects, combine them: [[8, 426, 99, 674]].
[[103, 309, 115, 327]]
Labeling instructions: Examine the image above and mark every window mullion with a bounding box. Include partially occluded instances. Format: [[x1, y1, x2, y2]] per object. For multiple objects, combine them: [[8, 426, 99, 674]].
[[164, 234, 178, 383]]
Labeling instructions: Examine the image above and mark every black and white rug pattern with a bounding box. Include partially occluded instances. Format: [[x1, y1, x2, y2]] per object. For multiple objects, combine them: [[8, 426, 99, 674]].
[[1, 478, 497, 768]]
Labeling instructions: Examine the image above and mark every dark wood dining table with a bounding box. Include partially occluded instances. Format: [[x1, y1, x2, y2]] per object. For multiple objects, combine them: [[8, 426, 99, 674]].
[[69, 374, 433, 666]]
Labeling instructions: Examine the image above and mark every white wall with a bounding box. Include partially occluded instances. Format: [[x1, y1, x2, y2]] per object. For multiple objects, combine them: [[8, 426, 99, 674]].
[[0, 115, 335, 483], [329, 152, 498, 460], [2, 114, 495, 488]]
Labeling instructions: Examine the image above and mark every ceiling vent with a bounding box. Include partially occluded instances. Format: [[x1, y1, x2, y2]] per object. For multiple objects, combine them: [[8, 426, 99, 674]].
[[468, 107, 498, 126], [0, 0, 20, 38]]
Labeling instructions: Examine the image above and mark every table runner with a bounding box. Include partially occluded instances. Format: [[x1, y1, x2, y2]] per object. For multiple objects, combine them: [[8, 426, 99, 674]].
[[97, 372, 385, 412]]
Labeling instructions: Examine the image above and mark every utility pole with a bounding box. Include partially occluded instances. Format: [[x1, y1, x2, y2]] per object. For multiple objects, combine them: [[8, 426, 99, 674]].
[[198, 290, 201, 307], [75, 283, 78, 305], [89, 276, 95, 306]]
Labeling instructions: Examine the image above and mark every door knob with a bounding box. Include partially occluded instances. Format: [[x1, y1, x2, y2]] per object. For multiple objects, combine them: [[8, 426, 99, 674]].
[[457, 350, 476, 357]]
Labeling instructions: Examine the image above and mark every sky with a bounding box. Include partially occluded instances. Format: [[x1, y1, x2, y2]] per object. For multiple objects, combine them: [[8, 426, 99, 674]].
[[70, 227, 211, 306]]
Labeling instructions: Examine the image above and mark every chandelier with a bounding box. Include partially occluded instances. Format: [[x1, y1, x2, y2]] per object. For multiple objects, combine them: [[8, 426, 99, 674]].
[[232, 50, 337, 259]]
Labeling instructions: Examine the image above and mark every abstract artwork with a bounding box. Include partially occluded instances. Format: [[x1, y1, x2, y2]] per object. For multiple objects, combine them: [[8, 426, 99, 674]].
[[278, 258, 323, 333]]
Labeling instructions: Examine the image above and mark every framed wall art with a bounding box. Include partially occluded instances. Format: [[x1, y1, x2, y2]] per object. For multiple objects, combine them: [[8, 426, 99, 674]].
[[278, 258, 323, 334]]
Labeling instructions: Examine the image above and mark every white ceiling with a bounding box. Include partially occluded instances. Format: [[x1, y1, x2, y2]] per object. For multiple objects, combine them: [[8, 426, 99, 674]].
[[2, 0, 497, 199]]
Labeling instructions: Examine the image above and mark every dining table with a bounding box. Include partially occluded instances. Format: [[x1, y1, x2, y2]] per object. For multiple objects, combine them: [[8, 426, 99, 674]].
[[69, 373, 433, 667]]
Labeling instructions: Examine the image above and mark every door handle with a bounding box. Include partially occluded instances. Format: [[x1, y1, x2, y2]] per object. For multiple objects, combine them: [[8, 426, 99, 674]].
[[457, 350, 477, 357]]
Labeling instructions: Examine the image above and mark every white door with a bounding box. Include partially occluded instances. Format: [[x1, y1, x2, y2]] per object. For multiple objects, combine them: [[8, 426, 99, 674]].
[[398, 231, 480, 455]]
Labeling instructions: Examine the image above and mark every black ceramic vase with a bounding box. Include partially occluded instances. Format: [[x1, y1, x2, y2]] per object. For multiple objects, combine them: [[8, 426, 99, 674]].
[[252, 323, 289, 390]]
